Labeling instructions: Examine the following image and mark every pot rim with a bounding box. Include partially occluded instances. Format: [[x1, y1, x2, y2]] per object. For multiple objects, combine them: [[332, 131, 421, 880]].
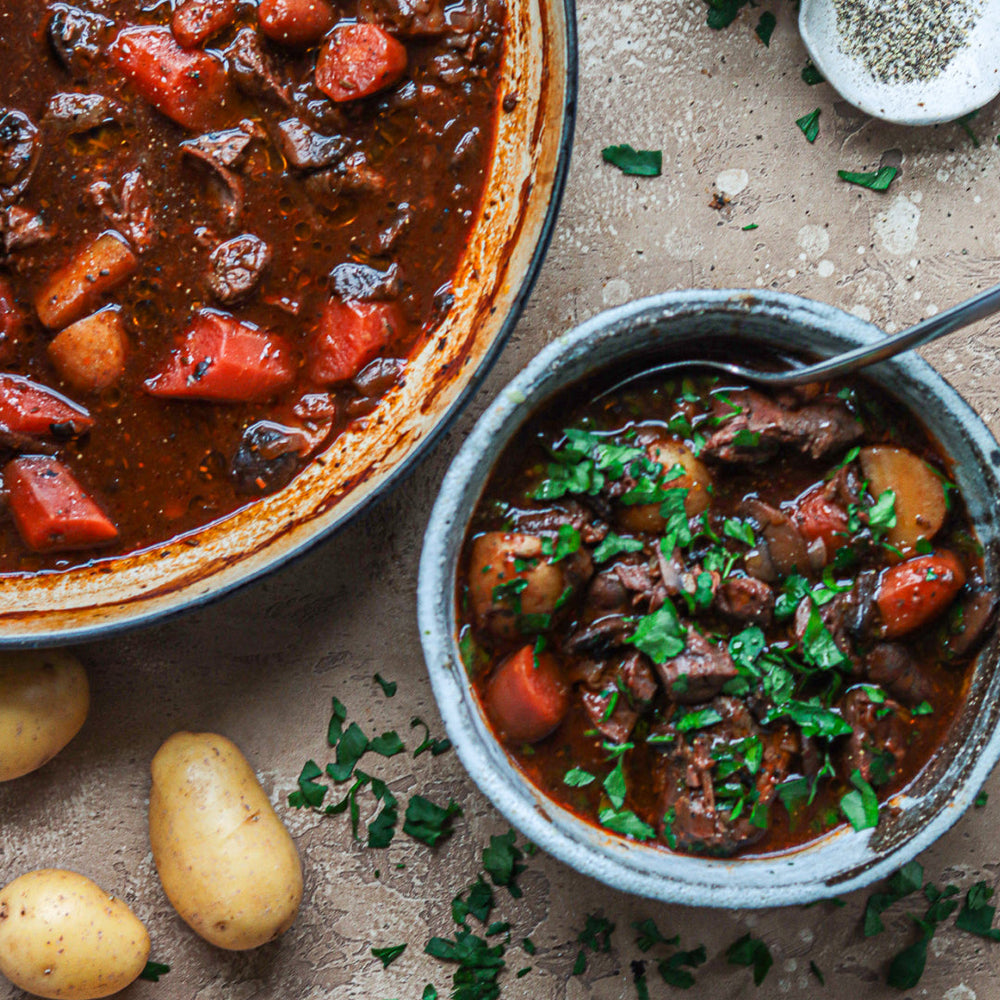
[[417, 288, 1000, 907], [3, 0, 579, 649]]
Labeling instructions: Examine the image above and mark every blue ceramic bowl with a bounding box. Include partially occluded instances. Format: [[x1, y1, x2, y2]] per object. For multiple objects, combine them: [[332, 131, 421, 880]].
[[418, 289, 1000, 907]]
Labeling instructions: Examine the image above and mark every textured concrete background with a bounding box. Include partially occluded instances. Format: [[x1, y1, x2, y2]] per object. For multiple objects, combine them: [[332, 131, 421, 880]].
[[4, 2, 1000, 998]]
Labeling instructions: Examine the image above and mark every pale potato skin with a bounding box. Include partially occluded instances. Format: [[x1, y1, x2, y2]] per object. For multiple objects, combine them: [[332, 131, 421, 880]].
[[0, 869, 150, 1000], [860, 445, 946, 556], [0, 650, 89, 782], [149, 731, 303, 950]]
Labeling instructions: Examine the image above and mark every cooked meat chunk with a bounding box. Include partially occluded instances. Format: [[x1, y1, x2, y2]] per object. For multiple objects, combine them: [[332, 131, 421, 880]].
[[208, 234, 272, 304], [277, 118, 350, 170], [0, 110, 39, 203], [837, 688, 910, 785], [304, 152, 387, 211], [717, 575, 774, 626], [224, 28, 291, 104], [702, 388, 862, 463], [43, 93, 124, 133], [655, 630, 737, 704], [88, 170, 153, 251], [943, 584, 998, 660], [2, 205, 52, 253], [740, 498, 811, 579], [651, 697, 796, 854], [47, 5, 114, 75], [330, 261, 400, 302], [181, 121, 263, 171], [620, 650, 658, 704], [230, 420, 306, 495], [351, 357, 405, 397], [580, 684, 638, 744], [866, 643, 932, 706]]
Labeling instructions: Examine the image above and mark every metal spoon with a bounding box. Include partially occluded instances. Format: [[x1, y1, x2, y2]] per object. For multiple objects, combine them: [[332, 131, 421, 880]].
[[798, 0, 1000, 126], [605, 281, 1000, 392]]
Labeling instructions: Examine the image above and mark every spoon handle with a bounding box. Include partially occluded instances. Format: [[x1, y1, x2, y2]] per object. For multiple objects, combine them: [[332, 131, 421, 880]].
[[757, 281, 1000, 386]]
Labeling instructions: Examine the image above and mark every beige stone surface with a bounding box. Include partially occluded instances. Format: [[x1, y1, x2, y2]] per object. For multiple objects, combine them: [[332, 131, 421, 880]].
[[3, 2, 1000, 998]]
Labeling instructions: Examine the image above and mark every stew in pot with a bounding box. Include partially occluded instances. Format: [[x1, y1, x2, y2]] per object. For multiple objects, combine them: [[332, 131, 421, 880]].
[[0, 0, 506, 571], [458, 365, 997, 856]]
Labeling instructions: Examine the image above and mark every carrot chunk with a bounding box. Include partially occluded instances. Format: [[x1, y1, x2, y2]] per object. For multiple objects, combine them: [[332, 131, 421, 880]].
[[172, 0, 238, 47], [792, 483, 849, 555], [5, 456, 118, 552], [0, 374, 92, 438], [877, 550, 967, 638], [308, 298, 401, 385], [47, 307, 128, 394], [315, 24, 407, 102], [483, 647, 569, 744], [259, 0, 335, 47], [35, 231, 137, 331], [108, 26, 229, 130], [144, 311, 296, 402]]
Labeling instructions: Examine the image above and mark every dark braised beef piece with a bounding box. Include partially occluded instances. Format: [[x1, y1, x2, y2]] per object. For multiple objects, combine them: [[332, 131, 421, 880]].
[[230, 420, 306, 495], [88, 170, 154, 251], [717, 575, 774, 626], [740, 498, 811, 580], [655, 630, 738, 704], [0, 110, 39, 204], [224, 27, 291, 104], [43, 93, 125, 134], [942, 576, 999, 660], [837, 688, 911, 785], [866, 643, 932, 706], [276, 118, 350, 171], [651, 697, 796, 854], [47, 5, 114, 75], [208, 234, 272, 304], [703, 388, 862, 463], [330, 262, 400, 302], [2, 206, 52, 254]]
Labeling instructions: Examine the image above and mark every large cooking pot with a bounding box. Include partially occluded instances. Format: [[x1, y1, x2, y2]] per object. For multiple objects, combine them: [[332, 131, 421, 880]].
[[0, 0, 577, 645]]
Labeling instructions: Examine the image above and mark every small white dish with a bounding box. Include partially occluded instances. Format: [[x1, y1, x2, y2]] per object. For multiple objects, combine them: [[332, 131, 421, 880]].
[[799, 0, 1000, 125]]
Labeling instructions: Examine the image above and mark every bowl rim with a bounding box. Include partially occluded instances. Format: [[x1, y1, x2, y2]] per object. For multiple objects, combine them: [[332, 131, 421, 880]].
[[418, 288, 1000, 907], [3, 0, 580, 650]]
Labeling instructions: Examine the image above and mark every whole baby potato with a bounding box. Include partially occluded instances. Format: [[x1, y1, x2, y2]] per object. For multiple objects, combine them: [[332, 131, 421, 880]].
[[0, 650, 89, 782], [0, 869, 150, 1000], [149, 731, 303, 950]]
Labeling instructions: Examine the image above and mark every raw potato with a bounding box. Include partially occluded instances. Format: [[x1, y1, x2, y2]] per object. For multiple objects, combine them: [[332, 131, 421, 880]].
[[0, 649, 88, 782], [0, 869, 150, 1000], [149, 731, 303, 950], [860, 445, 947, 555]]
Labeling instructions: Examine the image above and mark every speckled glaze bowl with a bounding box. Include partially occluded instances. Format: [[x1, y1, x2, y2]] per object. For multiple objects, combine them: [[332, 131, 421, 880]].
[[0, 0, 577, 645], [418, 289, 1000, 907]]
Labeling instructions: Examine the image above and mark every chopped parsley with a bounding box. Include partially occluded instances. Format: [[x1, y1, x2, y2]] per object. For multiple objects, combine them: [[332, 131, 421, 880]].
[[411, 717, 452, 757], [564, 766, 596, 787], [541, 523, 581, 562], [802, 61, 825, 84], [840, 769, 879, 831], [373, 673, 397, 697], [675, 707, 723, 732], [593, 532, 645, 564], [754, 10, 776, 45], [138, 962, 170, 983], [838, 166, 898, 191], [403, 795, 462, 847], [602, 144, 663, 177], [626, 601, 686, 663], [482, 829, 526, 897], [722, 517, 755, 546], [955, 882, 1000, 940], [725, 933, 773, 986], [796, 108, 821, 143], [371, 943, 406, 968], [599, 806, 657, 841]]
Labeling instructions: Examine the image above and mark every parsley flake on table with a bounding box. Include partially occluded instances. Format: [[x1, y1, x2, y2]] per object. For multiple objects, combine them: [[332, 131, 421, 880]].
[[955, 882, 1000, 940], [138, 961, 170, 983], [755, 11, 776, 46], [838, 166, 898, 191], [373, 673, 397, 697], [482, 829, 526, 897], [602, 144, 663, 177], [411, 717, 452, 757], [403, 795, 462, 846], [802, 61, 825, 84], [726, 932, 773, 986], [372, 943, 407, 968], [796, 108, 821, 143]]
